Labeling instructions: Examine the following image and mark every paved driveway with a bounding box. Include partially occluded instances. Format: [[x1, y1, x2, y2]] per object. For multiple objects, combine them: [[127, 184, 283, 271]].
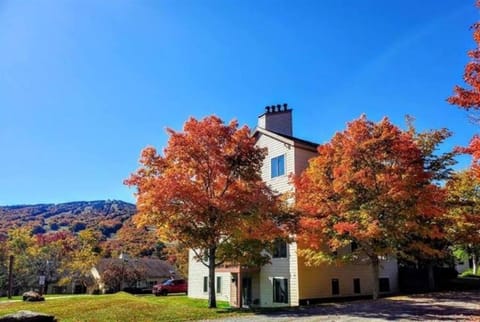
[[209, 290, 480, 321]]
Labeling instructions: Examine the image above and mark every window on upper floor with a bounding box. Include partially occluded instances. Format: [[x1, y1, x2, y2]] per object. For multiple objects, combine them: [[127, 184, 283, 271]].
[[271, 155, 285, 178], [272, 239, 287, 258]]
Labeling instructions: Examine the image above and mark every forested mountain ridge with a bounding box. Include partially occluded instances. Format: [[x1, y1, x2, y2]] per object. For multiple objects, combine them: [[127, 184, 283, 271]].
[[0, 200, 136, 237]]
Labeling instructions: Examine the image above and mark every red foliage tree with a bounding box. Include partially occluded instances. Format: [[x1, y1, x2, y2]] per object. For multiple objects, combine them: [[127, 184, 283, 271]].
[[101, 260, 146, 292], [125, 116, 283, 308], [295, 116, 445, 299], [448, 0, 480, 110], [448, 1, 480, 175]]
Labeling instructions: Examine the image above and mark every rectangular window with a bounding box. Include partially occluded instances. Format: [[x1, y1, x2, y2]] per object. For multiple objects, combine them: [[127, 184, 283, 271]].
[[203, 276, 208, 293], [273, 278, 288, 303], [273, 239, 287, 258], [271, 155, 285, 178], [216, 276, 222, 293], [353, 278, 361, 294], [379, 278, 390, 292], [331, 279, 339, 295], [351, 241, 358, 252]]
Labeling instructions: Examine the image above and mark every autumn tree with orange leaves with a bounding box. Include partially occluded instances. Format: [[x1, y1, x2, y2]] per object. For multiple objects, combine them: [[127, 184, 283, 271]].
[[448, 0, 480, 175], [401, 118, 456, 290], [447, 1, 480, 276], [295, 116, 445, 299], [446, 170, 480, 275], [125, 116, 284, 308]]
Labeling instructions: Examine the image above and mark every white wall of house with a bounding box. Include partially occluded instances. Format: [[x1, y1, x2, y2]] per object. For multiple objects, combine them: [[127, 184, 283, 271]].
[[256, 132, 295, 195], [380, 257, 399, 292], [258, 242, 299, 307], [187, 250, 231, 302], [255, 131, 305, 307]]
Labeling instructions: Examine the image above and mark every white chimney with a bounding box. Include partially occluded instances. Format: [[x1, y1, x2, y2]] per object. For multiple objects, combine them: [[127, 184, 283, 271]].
[[258, 103, 292, 136]]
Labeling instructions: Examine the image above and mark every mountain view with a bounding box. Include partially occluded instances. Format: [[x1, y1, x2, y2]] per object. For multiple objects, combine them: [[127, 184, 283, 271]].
[[0, 200, 136, 238]]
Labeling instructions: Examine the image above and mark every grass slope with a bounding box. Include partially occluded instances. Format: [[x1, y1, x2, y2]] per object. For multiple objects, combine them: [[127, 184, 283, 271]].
[[0, 293, 243, 322]]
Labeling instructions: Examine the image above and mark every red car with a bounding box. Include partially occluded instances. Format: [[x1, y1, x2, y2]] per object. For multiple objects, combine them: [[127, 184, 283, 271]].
[[152, 279, 188, 296]]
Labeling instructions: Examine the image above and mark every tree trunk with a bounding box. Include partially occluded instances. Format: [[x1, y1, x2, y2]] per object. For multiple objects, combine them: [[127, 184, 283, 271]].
[[473, 252, 478, 275], [208, 246, 217, 308], [8, 255, 13, 299], [370, 256, 379, 300], [427, 261, 435, 291]]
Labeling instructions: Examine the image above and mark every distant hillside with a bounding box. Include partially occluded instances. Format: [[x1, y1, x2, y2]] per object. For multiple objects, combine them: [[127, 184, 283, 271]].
[[0, 200, 136, 238]]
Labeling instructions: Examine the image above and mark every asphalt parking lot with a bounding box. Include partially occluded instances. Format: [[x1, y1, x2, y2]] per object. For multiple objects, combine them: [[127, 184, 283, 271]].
[[210, 290, 480, 321]]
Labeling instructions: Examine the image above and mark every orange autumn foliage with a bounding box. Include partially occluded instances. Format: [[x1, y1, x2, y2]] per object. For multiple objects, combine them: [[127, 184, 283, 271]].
[[448, 0, 480, 110], [295, 116, 445, 299], [125, 116, 281, 247], [125, 115, 283, 308], [448, 1, 480, 175], [445, 170, 480, 273], [456, 135, 480, 177]]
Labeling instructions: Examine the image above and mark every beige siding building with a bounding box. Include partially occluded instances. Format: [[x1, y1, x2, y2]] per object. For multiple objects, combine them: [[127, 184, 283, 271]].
[[188, 105, 398, 307], [187, 253, 231, 301]]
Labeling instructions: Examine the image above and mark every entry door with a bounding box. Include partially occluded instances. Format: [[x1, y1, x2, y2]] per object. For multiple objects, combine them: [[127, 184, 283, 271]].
[[242, 277, 252, 307]]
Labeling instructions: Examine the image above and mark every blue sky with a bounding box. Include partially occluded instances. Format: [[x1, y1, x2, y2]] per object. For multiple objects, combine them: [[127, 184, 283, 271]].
[[0, 0, 478, 205]]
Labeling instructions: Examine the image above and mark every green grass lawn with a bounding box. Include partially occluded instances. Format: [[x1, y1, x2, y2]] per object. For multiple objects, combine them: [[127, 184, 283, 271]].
[[0, 292, 246, 322], [459, 269, 480, 278]]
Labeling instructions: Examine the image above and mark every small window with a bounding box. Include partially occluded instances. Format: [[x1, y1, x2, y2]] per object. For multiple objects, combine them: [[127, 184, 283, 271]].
[[203, 276, 208, 293], [271, 155, 285, 178], [273, 278, 288, 303], [216, 276, 222, 293], [273, 239, 287, 258], [379, 278, 390, 292], [331, 279, 339, 295], [353, 278, 361, 294]]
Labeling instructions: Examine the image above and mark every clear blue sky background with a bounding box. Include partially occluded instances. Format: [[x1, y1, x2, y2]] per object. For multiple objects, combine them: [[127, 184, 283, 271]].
[[0, 0, 479, 205]]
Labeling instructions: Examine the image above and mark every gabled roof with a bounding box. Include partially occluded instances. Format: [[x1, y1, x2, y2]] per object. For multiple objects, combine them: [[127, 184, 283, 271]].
[[95, 258, 177, 278], [252, 127, 319, 152]]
